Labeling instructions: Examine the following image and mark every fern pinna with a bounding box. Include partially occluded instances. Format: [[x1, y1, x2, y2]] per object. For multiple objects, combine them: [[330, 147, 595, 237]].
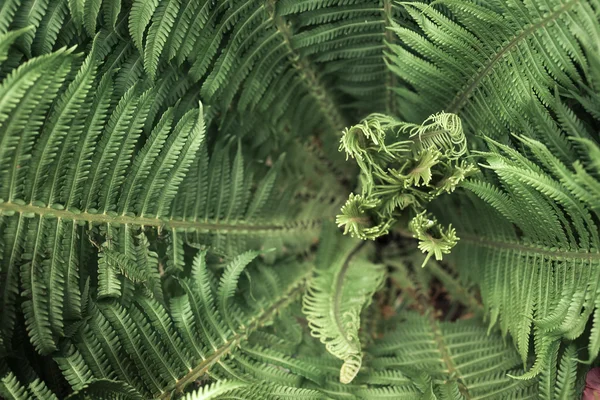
[[0, 0, 599, 399]]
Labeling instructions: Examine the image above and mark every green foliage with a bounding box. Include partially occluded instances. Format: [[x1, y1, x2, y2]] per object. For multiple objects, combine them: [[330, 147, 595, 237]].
[[0, 0, 599, 399], [336, 112, 475, 259], [440, 133, 600, 380], [303, 223, 385, 383]]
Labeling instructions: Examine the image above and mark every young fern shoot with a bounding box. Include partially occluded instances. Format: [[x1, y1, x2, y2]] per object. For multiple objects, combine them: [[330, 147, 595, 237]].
[[337, 112, 476, 265]]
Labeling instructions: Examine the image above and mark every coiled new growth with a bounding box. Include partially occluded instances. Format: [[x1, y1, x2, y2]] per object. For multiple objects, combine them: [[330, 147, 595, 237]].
[[337, 112, 476, 263]]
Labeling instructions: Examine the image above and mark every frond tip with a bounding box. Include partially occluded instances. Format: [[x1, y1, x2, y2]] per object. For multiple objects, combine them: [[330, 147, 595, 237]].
[[336, 193, 392, 240], [409, 212, 458, 267]]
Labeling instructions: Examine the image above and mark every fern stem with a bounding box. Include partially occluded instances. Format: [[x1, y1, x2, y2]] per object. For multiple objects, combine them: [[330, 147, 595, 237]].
[[0, 201, 322, 233], [163, 339, 238, 399], [334, 241, 367, 346], [426, 310, 471, 399], [268, 1, 348, 135], [447, 0, 580, 113], [383, 0, 397, 116], [405, 263, 472, 397], [395, 225, 600, 261], [387, 254, 474, 397], [460, 233, 600, 262], [162, 282, 307, 399], [391, 255, 473, 396], [425, 260, 483, 316]]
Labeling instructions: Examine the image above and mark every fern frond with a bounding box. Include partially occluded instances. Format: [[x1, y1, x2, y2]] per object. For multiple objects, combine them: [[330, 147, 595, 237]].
[[444, 135, 600, 376], [182, 380, 248, 400], [0, 36, 337, 350], [336, 112, 475, 242], [0, 372, 59, 400], [65, 379, 143, 400], [12, 0, 51, 56], [554, 345, 578, 400], [303, 224, 385, 383], [54, 249, 311, 398], [143, 0, 179, 79], [0, 27, 32, 63], [366, 311, 538, 398], [129, 0, 159, 52], [217, 250, 261, 332], [386, 0, 598, 159], [102, 0, 122, 31], [0, 1, 598, 398]]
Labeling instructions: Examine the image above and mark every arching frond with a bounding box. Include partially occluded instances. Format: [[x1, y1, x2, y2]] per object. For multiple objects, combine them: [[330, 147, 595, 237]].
[[386, 0, 599, 159], [442, 135, 600, 378], [303, 223, 385, 383], [54, 250, 311, 398]]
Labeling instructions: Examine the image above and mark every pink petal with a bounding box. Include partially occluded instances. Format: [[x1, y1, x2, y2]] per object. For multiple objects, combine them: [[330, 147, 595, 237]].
[[583, 368, 600, 399]]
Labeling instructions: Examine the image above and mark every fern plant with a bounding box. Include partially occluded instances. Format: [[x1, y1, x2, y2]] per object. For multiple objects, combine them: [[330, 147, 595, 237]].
[[0, 0, 599, 399]]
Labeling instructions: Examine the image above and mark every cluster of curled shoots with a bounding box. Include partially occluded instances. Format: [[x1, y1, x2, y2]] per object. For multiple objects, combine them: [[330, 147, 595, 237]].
[[336, 112, 478, 266]]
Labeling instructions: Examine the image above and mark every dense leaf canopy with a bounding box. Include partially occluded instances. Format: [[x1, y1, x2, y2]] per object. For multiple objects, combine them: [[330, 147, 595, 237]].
[[0, 0, 599, 399]]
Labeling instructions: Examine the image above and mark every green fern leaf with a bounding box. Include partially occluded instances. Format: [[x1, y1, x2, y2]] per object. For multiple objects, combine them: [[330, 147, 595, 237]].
[[303, 224, 385, 383], [143, 0, 179, 79], [129, 0, 159, 52]]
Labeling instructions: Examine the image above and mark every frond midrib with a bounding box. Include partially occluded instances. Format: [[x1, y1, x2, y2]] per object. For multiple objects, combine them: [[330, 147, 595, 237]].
[[460, 233, 600, 261], [0, 201, 322, 232], [447, 0, 580, 113], [162, 283, 307, 399], [383, 0, 397, 115], [268, 2, 348, 134], [333, 241, 367, 347], [427, 313, 471, 399]]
